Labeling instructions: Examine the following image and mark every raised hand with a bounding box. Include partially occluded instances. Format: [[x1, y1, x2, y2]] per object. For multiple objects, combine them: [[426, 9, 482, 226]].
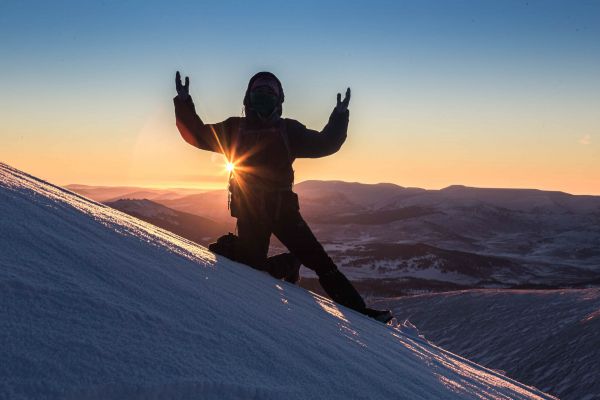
[[335, 87, 351, 113], [175, 71, 190, 99]]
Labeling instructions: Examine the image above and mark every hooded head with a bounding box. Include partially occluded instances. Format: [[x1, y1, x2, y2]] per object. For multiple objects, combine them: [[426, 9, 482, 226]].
[[243, 72, 284, 121]]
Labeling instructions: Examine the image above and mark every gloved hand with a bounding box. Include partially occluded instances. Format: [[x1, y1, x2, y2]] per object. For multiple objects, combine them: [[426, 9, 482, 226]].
[[175, 71, 190, 100], [335, 87, 351, 113]]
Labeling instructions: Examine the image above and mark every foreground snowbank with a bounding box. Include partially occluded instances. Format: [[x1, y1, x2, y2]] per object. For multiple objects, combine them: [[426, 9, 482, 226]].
[[0, 163, 554, 399], [377, 289, 600, 399]]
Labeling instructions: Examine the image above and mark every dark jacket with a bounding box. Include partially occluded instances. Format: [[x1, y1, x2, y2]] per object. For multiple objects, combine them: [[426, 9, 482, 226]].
[[174, 95, 349, 217], [173, 96, 349, 162]]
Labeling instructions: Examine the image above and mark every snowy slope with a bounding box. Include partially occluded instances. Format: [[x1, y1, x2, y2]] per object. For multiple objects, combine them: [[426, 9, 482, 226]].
[[376, 289, 600, 399], [0, 163, 555, 400]]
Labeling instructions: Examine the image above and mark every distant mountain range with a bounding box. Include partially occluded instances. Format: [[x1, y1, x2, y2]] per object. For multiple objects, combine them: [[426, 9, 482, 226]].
[[66, 184, 208, 203], [106, 198, 230, 246], [68, 180, 600, 293]]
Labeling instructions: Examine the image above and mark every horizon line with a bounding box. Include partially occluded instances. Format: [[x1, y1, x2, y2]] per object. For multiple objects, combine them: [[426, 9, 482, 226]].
[[62, 180, 600, 197]]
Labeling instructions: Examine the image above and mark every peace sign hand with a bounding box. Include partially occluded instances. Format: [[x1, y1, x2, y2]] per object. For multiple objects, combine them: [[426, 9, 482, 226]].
[[335, 87, 351, 113], [175, 71, 190, 100]]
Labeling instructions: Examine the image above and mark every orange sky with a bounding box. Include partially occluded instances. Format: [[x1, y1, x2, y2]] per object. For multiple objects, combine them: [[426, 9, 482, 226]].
[[1, 2, 599, 195], [3, 98, 599, 195]]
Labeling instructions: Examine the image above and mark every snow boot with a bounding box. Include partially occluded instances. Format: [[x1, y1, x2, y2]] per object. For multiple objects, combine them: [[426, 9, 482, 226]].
[[283, 256, 301, 284], [363, 308, 394, 324], [265, 252, 301, 284], [208, 232, 237, 259]]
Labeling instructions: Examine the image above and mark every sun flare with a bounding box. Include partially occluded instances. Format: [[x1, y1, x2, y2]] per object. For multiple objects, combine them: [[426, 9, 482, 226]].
[[225, 161, 235, 173]]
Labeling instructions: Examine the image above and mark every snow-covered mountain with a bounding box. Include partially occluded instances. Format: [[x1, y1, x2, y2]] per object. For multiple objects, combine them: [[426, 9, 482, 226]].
[[375, 289, 600, 399], [69, 181, 600, 293], [65, 184, 206, 203], [294, 180, 424, 215], [295, 182, 600, 291], [0, 162, 555, 399], [106, 198, 230, 245]]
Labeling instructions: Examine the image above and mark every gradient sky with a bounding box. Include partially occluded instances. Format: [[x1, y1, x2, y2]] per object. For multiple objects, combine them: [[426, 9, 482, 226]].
[[1, 0, 599, 194]]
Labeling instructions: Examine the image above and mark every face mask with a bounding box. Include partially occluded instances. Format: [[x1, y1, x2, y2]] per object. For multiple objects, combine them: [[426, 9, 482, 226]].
[[250, 91, 278, 119]]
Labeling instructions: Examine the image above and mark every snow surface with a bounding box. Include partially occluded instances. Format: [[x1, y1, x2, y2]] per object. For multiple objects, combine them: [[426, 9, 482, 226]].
[[0, 163, 555, 400], [376, 289, 600, 399]]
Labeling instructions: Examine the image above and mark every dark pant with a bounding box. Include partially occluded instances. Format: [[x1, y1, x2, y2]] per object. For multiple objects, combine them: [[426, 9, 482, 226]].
[[235, 190, 366, 312]]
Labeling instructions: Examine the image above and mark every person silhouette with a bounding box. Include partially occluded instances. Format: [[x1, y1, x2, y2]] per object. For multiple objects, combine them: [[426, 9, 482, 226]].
[[173, 71, 392, 323]]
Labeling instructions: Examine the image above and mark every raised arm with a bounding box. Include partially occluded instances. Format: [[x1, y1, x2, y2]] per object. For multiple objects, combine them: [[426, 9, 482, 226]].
[[173, 71, 230, 154], [288, 88, 351, 158]]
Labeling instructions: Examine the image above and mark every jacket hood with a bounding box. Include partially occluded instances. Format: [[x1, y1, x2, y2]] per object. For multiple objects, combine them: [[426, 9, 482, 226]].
[[243, 72, 284, 119]]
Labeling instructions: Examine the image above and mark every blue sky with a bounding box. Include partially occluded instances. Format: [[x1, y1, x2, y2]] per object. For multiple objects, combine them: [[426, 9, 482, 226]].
[[1, 0, 599, 193]]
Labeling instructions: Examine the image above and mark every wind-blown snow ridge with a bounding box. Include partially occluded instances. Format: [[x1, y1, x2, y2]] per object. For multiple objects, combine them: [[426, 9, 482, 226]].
[[378, 289, 600, 399], [0, 162, 555, 400]]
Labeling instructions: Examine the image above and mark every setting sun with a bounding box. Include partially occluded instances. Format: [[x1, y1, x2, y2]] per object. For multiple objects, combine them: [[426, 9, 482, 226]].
[[225, 161, 235, 173]]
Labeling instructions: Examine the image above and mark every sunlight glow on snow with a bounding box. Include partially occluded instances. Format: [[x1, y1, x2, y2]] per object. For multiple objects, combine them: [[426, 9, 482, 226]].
[[582, 308, 600, 323], [312, 294, 368, 347], [314, 295, 348, 323], [1, 163, 217, 267], [389, 331, 548, 400]]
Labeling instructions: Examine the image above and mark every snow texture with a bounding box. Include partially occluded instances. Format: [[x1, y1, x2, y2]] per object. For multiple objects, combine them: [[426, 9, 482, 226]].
[[0, 163, 555, 400], [376, 289, 600, 399]]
